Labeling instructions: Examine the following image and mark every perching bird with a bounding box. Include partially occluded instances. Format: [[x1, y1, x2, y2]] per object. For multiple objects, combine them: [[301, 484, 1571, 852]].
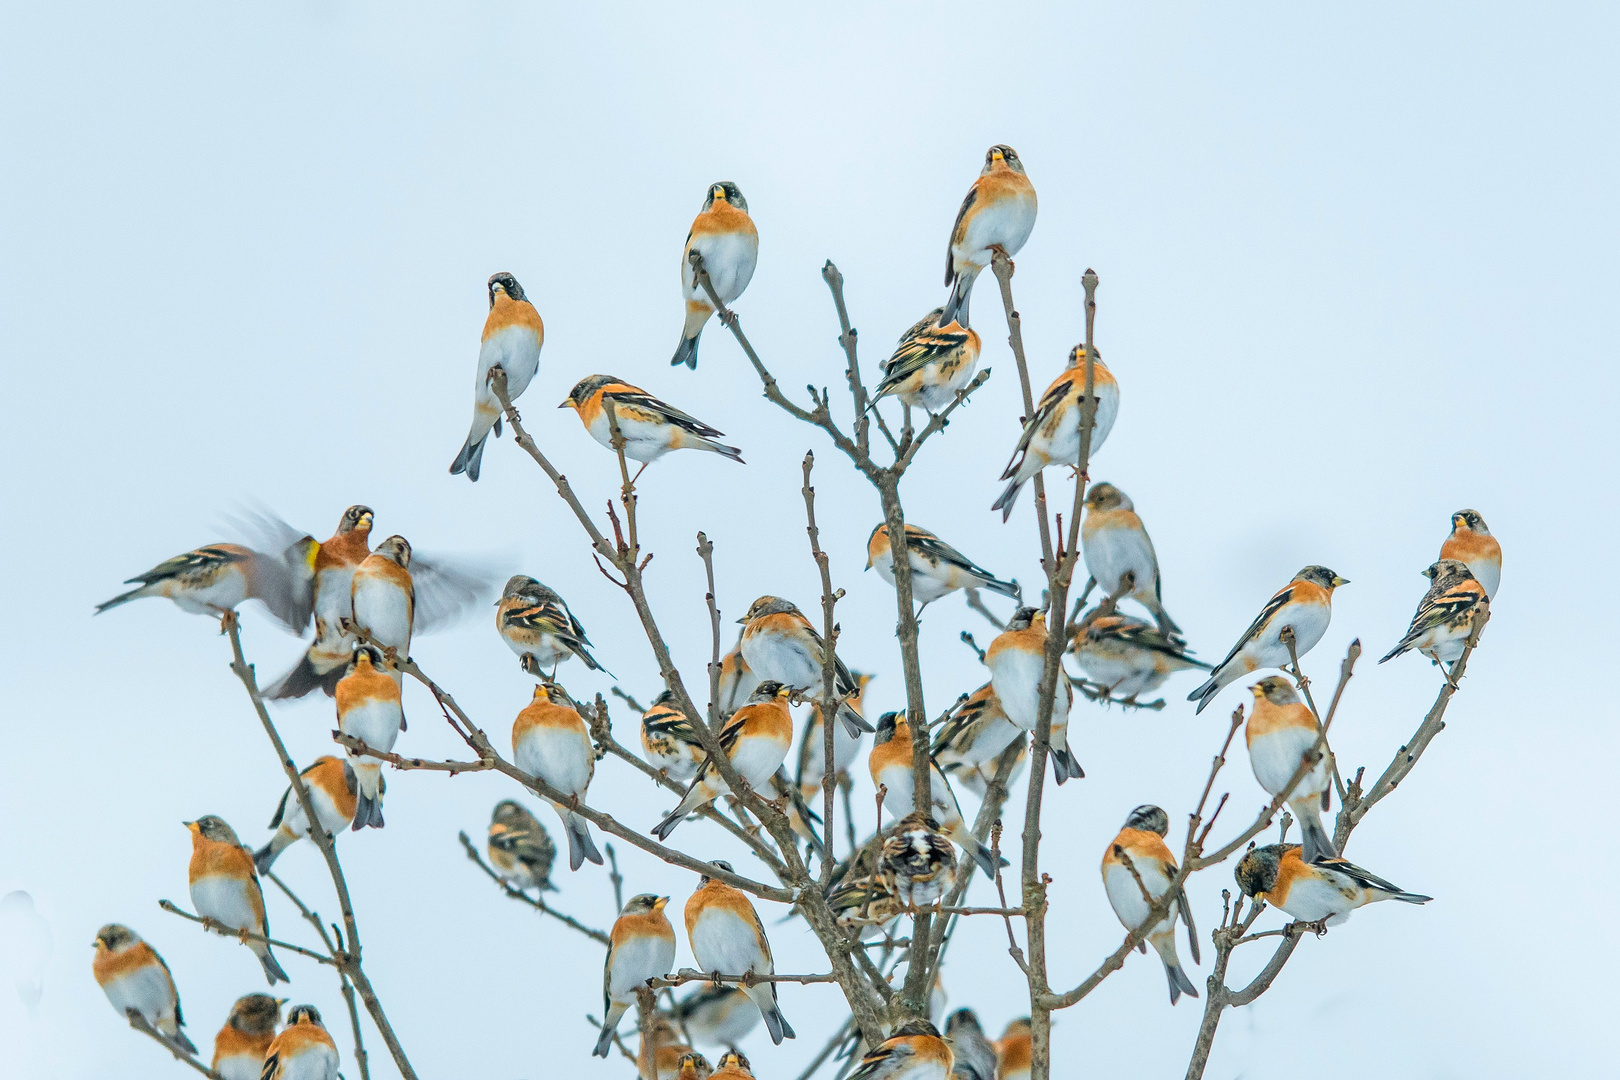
[[562, 375, 744, 476], [334, 647, 403, 830], [1440, 509, 1501, 598], [184, 816, 287, 985], [943, 1008, 998, 1080], [929, 683, 1021, 785], [985, 608, 1082, 783], [511, 683, 604, 870], [1188, 566, 1349, 714], [1245, 677, 1336, 862], [594, 894, 677, 1057], [1079, 482, 1180, 636], [717, 638, 760, 718], [848, 1018, 955, 1080], [1379, 559, 1489, 667], [992, 346, 1119, 522], [264, 505, 374, 700], [827, 872, 905, 934], [873, 310, 982, 413], [866, 523, 1020, 608], [795, 672, 873, 803], [641, 690, 708, 782], [711, 1049, 757, 1079], [637, 1013, 698, 1080], [259, 1004, 339, 1080], [253, 756, 359, 875], [92, 924, 196, 1053], [350, 535, 414, 664], [95, 541, 312, 628], [684, 861, 795, 1044], [672, 181, 758, 368], [1236, 844, 1431, 925], [653, 682, 795, 842], [211, 993, 283, 1080], [1068, 610, 1209, 703], [739, 596, 873, 737], [450, 271, 543, 482], [995, 1018, 1032, 1080], [942, 144, 1037, 328], [673, 1051, 714, 1080], [486, 799, 558, 894], [673, 984, 762, 1049], [1100, 805, 1201, 1005], [496, 575, 605, 677], [868, 712, 1003, 879], [879, 811, 958, 908]]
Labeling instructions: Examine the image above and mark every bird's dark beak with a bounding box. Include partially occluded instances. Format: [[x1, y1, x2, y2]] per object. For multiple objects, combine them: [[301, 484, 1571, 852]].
[[736, 616, 748, 624]]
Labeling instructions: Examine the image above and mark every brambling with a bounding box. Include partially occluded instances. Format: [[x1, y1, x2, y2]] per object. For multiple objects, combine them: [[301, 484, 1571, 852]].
[[869, 712, 1003, 879], [450, 272, 543, 482], [1236, 844, 1431, 925], [770, 767, 827, 858], [350, 535, 414, 665], [260, 1004, 338, 1080], [739, 596, 873, 736], [1246, 677, 1336, 862], [92, 924, 196, 1053], [184, 816, 288, 985], [995, 1017, 1032, 1080], [848, 1018, 954, 1080], [873, 309, 983, 413], [512, 683, 604, 870], [1440, 509, 1501, 598], [942, 145, 1037, 328], [594, 894, 678, 1058], [96, 543, 286, 622], [672, 181, 758, 368], [674, 984, 762, 1049], [211, 993, 283, 1080], [266, 506, 374, 700], [867, 523, 1020, 608], [487, 799, 558, 894], [640, 1013, 699, 1080], [795, 672, 873, 803], [334, 647, 403, 831], [1069, 610, 1209, 703], [653, 681, 795, 842], [1101, 805, 1201, 1004], [930, 683, 1020, 780], [253, 756, 359, 875], [827, 872, 905, 935], [717, 638, 760, 717], [641, 689, 707, 782], [985, 608, 1082, 783], [1188, 566, 1349, 714], [495, 575, 605, 677], [1379, 559, 1489, 668], [685, 860, 796, 1044], [992, 346, 1119, 522], [879, 811, 958, 909], [943, 1008, 997, 1080], [563, 376, 744, 477], [711, 1049, 756, 1079], [1080, 482, 1181, 635], [674, 1050, 714, 1080]]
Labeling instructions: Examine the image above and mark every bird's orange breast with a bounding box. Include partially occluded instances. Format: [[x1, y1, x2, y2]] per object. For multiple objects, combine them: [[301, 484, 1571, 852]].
[[483, 294, 544, 341]]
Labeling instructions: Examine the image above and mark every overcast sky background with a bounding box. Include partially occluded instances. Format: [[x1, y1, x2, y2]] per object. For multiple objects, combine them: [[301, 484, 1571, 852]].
[[3, 4, 1616, 1078]]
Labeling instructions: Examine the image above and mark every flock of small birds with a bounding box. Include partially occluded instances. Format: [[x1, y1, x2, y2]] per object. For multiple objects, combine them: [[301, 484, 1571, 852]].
[[90, 144, 1500, 1080]]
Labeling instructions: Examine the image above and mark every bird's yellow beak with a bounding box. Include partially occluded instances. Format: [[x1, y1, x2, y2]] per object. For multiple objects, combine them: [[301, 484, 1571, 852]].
[[1250, 685, 1264, 698], [359, 513, 374, 528], [777, 686, 795, 699], [559, 399, 576, 410], [1331, 575, 1349, 587], [711, 185, 726, 200], [654, 896, 670, 910], [736, 615, 749, 624], [991, 148, 1005, 161]]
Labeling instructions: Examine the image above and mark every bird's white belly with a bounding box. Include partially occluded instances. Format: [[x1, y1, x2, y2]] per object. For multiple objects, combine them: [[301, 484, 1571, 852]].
[[950, 714, 1021, 767], [190, 875, 258, 933], [1469, 560, 1500, 599], [741, 635, 819, 694], [586, 409, 670, 463], [1249, 728, 1327, 800], [1085, 528, 1154, 599], [477, 325, 541, 401], [341, 699, 402, 754], [1253, 602, 1330, 668], [691, 910, 765, 976], [872, 550, 953, 604], [1276, 876, 1358, 922], [276, 1044, 340, 1080], [729, 734, 788, 789], [1073, 649, 1157, 697], [961, 195, 1037, 261], [686, 231, 758, 303], [515, 726, 592, 797], [352, 577, 411, 650], [801, 717, 861, 782], [103, 965, 172, 1021], [608, 934, 676, 1000], [215, 1053, 265, 1080], [991, 650, 1052, 731], [1103, 863, 1174, 936], [168, 571, 249, 613], [281, 780, 349, 840], [313, 567, 356, 631]]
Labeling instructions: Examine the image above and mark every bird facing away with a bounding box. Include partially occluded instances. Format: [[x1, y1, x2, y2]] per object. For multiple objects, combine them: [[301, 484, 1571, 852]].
[[879, 811, 959, 908], [1188, 566, 1348, 714], [992, 346, 1119, 522], [1245, 677, 1336, 862], [867, 522, 1019, 608], [1379, 559, 1489, 668], [943, 145, 1037, 327], [486, 799, 558, 894], [640, 689, 708, 783], [450, 272, 543, 482], [1439, 508, 1500, 598], [943, 1008, 998, 1080], [562, 375, 744, 477], [253, 756, 359, 875], [1079, 482, 1180, 636], [1100, 804, 1201, 1005], [511, 683, 604, 870], [496, 575, 606, 678], [1236, 843, 1431, 925], [984, 607, 1082, 783], [673, 983, 762, 1049], [874, 309, 983, 413], [673, 181, 758, 368], [595, 894, 677, 1057], [868, 712, 1004, 879], [847, 1018, 955, 1080], [92, 924, 196, 1054], [211, 993, 283, 1080], [684, 861, 795, 1045]]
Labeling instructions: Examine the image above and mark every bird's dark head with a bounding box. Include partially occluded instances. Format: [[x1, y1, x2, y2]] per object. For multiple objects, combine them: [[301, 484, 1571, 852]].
[[93, 924, 136, 952], [375, 535, 411, 568], [228, 993, 284, 1035], [286, 1004, 324, 1028], [1235, 844, 1294, 900], [1006, 606, 1041, 632], [1295, 565, 1348, 590], [984, 145, 1024, 174], [705, 181, 748, 212], [892, 1017, 942, 1039], [740, 595, 797, 623], [697, 859, 735, 886], [561, 374, 619, 410], [874, 711, 901, 744], [488, 272, 525, 305], [1452, 509, 1489, 534], [1425, 558, 1473, 582], [339, 505, 375, 536], [1123, 804, 1169, 836], [944, 1007, 984, 1038], [1249, 676, 1298, 707]]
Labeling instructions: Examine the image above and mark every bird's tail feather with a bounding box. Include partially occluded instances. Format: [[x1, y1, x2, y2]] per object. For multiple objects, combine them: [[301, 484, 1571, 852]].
[[753, 988, 794, 1044], [253, 834, 291, 876], [94, 586, 150, 614], [985, 577, 1022, 601], [697, 437, 745, 463], [1164, 959, 1199, 1005], [1296, 809, 1337, 863], [449, 429, 488, 481], [1049, 745, 1084, 784], [837, 704, 875, 738], [566, 812, 603, 869], [1187, 673, 1222, 714], [670, 332, 701, 369], [941, 269, 975, 328], [258, 947, 290, 986], [264, 650, 344, 700], [991, 477, 1024, 523], [351, 789, 384, 831], [593, 1003, 626, 1058]]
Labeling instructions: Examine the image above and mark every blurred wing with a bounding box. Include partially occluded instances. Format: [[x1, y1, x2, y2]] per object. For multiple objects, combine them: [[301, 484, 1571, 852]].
[[409, 552, 500, 633], [221, 508, 318, 633]]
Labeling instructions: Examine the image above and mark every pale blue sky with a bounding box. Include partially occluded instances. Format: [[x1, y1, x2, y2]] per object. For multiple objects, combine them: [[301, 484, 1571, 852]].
[[3, 4, 1616, 1077]]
